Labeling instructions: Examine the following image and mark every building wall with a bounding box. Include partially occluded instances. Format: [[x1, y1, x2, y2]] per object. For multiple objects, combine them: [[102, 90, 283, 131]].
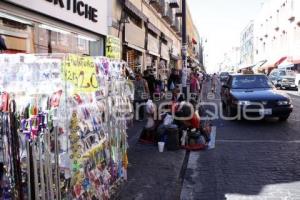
[[254, 0, 300, 63], [240, 21, 254, 66], [0, 0, 106, 55], [108, 0, 184, 79], [186, 5, 201, 67], [220, 46, 240, 72]]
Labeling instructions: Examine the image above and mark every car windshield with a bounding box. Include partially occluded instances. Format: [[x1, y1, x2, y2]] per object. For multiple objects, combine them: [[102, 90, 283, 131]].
[[220, 72, 229, 76], [231, 75, 273, 89], [279, 71, 286, 76]]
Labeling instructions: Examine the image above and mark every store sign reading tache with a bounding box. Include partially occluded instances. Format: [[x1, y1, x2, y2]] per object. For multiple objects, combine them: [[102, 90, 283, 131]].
[[45, 0, 98, 22]]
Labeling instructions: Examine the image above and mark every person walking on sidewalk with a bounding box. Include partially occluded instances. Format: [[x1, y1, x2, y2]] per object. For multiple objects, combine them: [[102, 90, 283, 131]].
[[168, 68, 181, 91], [211, 73, 218, 93], [144, 70, 156, 100], [134, 72, 150, 121], [190, 73, 200, 101], [197, 71, 204, 99]]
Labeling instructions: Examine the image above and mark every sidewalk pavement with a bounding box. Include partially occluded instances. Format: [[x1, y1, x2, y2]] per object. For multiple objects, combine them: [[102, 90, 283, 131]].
[[118, 81, 214, 200], [180, 81, 219, 200], [118, 120, 187, 200], [180, 127, 217, 200]]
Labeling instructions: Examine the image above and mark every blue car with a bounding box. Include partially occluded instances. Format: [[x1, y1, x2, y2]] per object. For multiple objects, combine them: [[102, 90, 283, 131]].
[[221, 74, 293, 121]]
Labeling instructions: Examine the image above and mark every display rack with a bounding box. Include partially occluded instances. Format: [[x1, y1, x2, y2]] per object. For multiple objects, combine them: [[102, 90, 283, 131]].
[[0, 54, 133, 200]]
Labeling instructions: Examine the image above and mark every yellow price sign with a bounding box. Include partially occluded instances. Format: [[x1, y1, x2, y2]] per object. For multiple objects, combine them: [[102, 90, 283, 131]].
[[106, 35, 121, 60], [62, 55, 99, 92]]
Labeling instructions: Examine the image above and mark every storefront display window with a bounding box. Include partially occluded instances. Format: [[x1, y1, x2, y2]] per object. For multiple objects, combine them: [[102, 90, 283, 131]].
[[0, 12, 33, 53], [127, 49, 142, 73], [158, 59, 169, 80], [34, 24, 101, 55], [146, 54, 158, 77]]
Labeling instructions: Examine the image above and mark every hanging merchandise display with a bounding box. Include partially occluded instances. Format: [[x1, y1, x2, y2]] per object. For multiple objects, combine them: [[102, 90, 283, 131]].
[[0, 54, 133, 200]]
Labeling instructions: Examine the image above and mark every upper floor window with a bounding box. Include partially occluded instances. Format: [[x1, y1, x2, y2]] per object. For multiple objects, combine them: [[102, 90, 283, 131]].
[[128, 14, 142, 28]]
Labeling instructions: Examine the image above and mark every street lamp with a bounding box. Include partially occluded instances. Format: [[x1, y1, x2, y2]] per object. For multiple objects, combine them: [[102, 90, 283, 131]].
[[177, 0, 187, 98]]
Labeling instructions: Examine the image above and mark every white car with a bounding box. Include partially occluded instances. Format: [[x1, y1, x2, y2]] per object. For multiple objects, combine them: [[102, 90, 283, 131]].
[[296, 73, 300, 94]]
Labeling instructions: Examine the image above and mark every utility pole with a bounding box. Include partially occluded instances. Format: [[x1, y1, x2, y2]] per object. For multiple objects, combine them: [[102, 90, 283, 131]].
[[181, 0, 188, 98]]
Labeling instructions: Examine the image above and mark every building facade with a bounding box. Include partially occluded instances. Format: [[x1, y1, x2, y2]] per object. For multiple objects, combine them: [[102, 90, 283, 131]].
[[186, 6, 201, 70], [0, 0, 107, 55], [219, 46, 240, 72], [0, 0, 203, 79], [254, 0, 300, 73], [108, 0, 182, 80], [240, 21, 254, 66]]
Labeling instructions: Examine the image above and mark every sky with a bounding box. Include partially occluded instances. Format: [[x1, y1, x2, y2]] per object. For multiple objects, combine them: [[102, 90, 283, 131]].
[[188, 0, 267, 73]]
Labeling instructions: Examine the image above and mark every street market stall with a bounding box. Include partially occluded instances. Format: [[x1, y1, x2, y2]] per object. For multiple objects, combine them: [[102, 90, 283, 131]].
[[139, 99, 212, 152], [0, 54, 133, 199]]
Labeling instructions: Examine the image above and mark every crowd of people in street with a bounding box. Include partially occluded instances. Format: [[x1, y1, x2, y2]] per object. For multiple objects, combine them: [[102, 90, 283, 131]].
[[131, 67, 214, 150], [131, 67, 215, 113]]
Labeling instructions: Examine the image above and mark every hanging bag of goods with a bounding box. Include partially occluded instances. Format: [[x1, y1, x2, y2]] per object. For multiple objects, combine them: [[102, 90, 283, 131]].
[[0, 54, 132, 200]]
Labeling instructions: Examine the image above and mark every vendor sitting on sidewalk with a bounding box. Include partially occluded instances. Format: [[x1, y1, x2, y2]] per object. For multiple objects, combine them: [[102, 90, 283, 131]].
[[172, 87, 185, 103], [174, 101, 200, 129], [174, 101, 210, 145]]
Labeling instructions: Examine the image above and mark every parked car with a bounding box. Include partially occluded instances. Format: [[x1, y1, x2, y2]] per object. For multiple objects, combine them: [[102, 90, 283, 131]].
[[221, 74, 293, 121], [220, 72, 230, 82], [268, 68, 297, 90], [295, 73, 300, 94]]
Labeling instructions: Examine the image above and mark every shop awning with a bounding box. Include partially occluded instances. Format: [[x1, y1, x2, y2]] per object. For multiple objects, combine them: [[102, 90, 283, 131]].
[[259, 56, 287, 71], [275, 56, 287, 66], [252, 60, 267, 72], [278, 60, 294, 68], [0, 12, 32, 25], [238, 64, 255, 71], [161, 33, 172, 44], [148, 22, 161, 36], [192, 38, 198, 44], [147, 33, 159, 56], [287, 56, 300, 65], [124, 42, 145, 53], [147, 50, 160, 57], [160, 43, 170, 61], [122, 0, 147, 21], [170, 54, 180, 60]]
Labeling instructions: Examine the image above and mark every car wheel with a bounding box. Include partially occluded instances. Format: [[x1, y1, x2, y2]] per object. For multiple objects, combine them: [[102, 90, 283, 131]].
[[279, 115, 290, 122], [276, 81, 282, 89]]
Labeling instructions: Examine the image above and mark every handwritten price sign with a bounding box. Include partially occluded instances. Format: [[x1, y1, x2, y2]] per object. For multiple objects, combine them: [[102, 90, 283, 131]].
[[62, 55, 99, 92]]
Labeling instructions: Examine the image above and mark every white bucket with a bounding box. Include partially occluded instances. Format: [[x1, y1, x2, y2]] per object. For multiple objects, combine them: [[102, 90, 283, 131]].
[[158, 142, 165, 152]]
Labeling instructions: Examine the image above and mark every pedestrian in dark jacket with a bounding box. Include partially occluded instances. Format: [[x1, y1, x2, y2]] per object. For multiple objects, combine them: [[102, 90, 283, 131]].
[[134, 72, 150, 121], [168, 68, 180, 90], [144, 70, 156, 99]]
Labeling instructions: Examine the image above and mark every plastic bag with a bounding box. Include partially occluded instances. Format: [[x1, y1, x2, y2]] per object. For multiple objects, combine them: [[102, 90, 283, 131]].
[[145, 117, 155, 128], [146, 99, 155, 114], [170, 81, 175, 90], [163, 114, 173, 126]]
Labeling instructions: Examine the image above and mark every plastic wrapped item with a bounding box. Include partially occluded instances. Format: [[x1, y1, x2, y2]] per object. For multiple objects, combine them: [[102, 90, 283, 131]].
[[0, 54, 132, 200]]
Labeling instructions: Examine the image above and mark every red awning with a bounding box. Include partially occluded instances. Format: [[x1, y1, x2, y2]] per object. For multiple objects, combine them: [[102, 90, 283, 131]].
[[275, 56, 287, 66], [259, 56, 287, 71], [287, 56, 300, 65], [192, 38, 197, 44]]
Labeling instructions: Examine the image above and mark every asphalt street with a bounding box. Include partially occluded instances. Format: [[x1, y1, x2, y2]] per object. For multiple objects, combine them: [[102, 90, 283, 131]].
[[181, 82, 300, 200]]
